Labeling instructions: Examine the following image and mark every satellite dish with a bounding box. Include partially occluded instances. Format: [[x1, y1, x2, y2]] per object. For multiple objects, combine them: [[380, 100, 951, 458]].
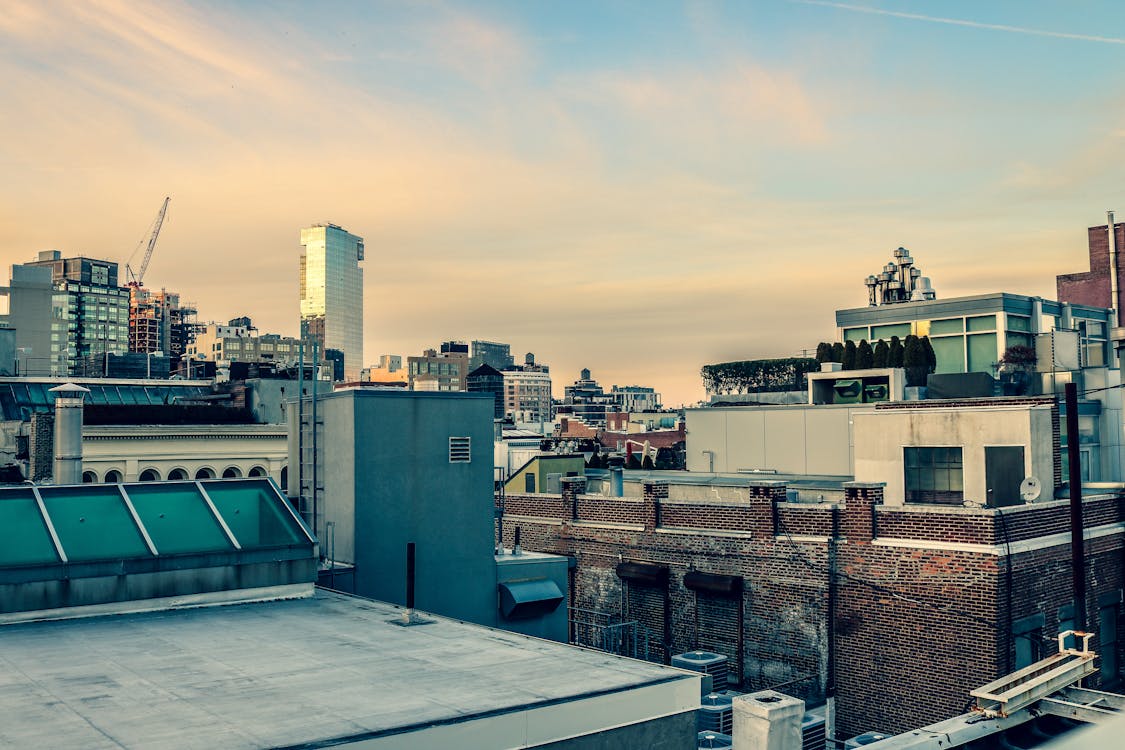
[[1020, 476, 1042, 502]]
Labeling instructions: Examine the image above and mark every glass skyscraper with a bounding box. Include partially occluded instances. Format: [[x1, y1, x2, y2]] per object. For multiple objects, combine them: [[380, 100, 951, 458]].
[[299, 224, 364, 381]]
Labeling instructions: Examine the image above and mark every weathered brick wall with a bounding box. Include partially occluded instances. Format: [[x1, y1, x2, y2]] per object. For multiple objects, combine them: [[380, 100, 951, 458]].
[[497, 478, 1125, 738], [28, 412, 54, 482]]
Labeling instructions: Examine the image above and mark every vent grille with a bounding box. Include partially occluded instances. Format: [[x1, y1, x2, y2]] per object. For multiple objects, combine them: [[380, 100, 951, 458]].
[[449, 436, 471, 463], [802, 709, 826, 750]]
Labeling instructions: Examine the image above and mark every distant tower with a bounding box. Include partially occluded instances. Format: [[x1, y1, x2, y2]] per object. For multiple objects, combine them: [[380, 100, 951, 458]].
[[299, 224, 364, 381]]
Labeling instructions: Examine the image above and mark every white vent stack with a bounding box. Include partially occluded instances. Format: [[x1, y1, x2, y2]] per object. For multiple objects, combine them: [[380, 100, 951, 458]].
[[864, 247, 936, 306], [49, 383, 90, 485]]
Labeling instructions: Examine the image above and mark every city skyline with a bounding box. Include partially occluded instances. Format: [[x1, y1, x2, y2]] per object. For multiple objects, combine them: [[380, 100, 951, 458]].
[[1, 2, 1124, 404]]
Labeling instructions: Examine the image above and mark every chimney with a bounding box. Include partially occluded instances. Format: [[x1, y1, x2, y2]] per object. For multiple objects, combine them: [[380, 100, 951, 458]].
[[732, 690, 805, 750], [49, 383, 90, 485]]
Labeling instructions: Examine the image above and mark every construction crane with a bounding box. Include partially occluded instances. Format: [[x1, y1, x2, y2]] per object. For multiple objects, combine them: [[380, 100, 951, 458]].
[[125, 196, 170, 288]]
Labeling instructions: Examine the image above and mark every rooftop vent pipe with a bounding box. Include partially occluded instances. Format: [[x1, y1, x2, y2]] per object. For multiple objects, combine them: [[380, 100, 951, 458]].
[[49, 383, 90, 485]]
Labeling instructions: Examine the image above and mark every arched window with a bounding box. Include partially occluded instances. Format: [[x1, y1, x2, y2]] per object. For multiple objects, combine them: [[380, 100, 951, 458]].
[[82, 470, 98, 484], [195, 467, 216, 480], [104, 469, 123, 484], [222, 466, 243, 479], [138, 468, 161, 482], [248, 466, 267, 478], [280, 466, 288, 492], [168, 468, 188, 481]]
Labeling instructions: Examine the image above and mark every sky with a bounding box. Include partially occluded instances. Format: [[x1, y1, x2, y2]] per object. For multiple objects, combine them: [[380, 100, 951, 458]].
[[1, 1, 1124, 406]]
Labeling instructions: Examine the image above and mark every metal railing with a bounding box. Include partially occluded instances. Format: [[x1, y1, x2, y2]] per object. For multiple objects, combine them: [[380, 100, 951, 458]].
[[569, 607, 654, 662]]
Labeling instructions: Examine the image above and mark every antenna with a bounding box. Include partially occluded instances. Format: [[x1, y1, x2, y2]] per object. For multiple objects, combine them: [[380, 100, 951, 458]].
[[1019, 476, 1042, 502]]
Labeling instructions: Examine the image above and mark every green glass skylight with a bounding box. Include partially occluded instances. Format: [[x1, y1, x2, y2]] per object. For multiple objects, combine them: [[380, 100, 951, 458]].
[[127, 483, 234, 555], [39, 485, 151, 562], [0, 488, 59, 567], [202, 481, 302, 547]]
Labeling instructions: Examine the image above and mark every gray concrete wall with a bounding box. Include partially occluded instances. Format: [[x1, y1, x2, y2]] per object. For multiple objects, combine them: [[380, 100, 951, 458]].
[[529, 710, 697, 750], [319, 389, 497, 626]]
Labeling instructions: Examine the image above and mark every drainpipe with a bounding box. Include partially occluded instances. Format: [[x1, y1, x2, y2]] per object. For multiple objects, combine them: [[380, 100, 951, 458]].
[[49, 383, 90, 485], [1065, 382, 1087, 631], [1108, 211, 1119, 328]]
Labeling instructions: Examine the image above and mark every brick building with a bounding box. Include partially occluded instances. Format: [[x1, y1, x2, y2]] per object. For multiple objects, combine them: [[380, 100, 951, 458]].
[[1057, 216, 1125, 316], [498, 477, 1125, 740]]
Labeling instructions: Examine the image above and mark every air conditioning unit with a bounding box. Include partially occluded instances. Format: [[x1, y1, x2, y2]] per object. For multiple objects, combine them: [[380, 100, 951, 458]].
[[697, 730, 733, 750], [845, 731, 892, 748], [672, 651, 730, 689], [802, 707, 827, 750], [697, 690, 741, 734]]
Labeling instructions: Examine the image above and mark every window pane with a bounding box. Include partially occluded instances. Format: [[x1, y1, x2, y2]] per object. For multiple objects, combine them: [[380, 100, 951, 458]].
[[931, 336, 965, 374], [201, 480, 302, 547], [0, 489, 60, 566], [967, 333, 998, 372], [844, 327, 868, 342], [930, 318, 964, 335], [1007, 315, 1031, 332], [967, 315, 996, 332], [39, 485, 151, 562], [126, 484, 234, 555], [872, 323, 912, 340]]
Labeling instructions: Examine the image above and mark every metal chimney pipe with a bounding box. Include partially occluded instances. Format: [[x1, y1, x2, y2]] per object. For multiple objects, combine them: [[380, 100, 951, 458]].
[[1108, 211, 1119, 328], [1065, 383, 1087, 631], [405, 541, 416, 611], [49, 383, 90, 485], [513, 526, 522, 556]]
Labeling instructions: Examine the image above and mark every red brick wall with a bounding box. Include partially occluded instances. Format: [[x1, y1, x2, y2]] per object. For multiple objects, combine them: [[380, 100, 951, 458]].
[[1057, 222, 1125, 311], [497, 480, 1125, 737]]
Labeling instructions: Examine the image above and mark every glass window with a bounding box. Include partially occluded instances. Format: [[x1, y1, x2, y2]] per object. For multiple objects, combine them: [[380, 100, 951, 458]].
[[1006, 332, 1032, 349], [872, 323, 912, 340], [125, 484, 234, 555], [201, 480, 302, 547], [904, 447, 964, 505], [1007, 315, 1031, 332], [929, 318, 964, 335], [39, 485, 151, 562], [1013, 613, 1045, 670], [967, 315, 996, 332], [967, 333, 998, 373], [931, 336, 965, 374], [844, 327, 868, 343], [0, 488, 61, 566]]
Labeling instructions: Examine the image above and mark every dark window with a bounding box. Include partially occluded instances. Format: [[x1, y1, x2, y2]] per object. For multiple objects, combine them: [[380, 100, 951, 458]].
[[905, 447, 964, 505], [1014, 613, 1045, 670], [525, 473, 536, 493], [1101, 603, 1120, 682]]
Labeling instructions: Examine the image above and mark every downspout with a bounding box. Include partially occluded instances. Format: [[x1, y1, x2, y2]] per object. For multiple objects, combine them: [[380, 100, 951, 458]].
[[1109, 211, 1119, 328], [826, 505, 839, 746]]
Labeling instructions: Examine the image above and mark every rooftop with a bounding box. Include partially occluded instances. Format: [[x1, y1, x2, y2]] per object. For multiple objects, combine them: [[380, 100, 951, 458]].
[[0, 589, 699, 749]]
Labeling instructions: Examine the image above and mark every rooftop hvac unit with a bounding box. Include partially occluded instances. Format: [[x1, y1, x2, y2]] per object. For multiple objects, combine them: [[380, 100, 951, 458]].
[[802, 708, 827, 750], [672, 651, 730, 688], [697, 730, 734, 750], [844, 731, 892, 748], [832, 379, 863, 404], [696, 690, 742, 734]]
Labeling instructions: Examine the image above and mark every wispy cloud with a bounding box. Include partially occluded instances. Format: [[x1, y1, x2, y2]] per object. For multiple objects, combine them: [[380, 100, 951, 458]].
[[793, 1, 1125, 45]]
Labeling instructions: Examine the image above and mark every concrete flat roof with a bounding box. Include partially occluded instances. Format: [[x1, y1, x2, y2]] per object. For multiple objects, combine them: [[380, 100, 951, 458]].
[[0, 590, 699, 749]]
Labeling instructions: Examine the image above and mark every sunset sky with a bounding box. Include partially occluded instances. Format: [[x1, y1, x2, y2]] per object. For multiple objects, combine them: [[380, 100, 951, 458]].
[[2, 1, 1124, 405]]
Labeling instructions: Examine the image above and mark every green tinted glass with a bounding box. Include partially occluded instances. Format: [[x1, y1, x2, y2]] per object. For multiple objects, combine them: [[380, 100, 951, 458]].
[[125, 484, 233, 555], [201, 480, 301, 547], [872, 323, 912, 340], [844, 327, 868, 342], [967, 315, 996, 332], [1006, 315, 1031, 332], [931, 336, 965, 374], [0, 489, 60, 566], [40, 485, 151, 562], [929, 318, 964, 335], [967, 333, 998, 372]]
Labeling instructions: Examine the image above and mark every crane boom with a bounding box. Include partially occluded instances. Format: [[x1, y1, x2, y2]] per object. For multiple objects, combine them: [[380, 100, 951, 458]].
[[126, 196, 170, 287]]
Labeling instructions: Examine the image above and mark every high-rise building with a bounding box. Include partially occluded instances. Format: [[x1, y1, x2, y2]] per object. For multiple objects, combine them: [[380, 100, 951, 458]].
[[502, 369, 553, 426], [470, 340, 514, 371], [23, 251, 131, 376], [0, 264, 54, 375], [299, 224, 364, 381], [467, 364, 506, 418], [128, 287, 198, 368], [407, 342, 469, 391]]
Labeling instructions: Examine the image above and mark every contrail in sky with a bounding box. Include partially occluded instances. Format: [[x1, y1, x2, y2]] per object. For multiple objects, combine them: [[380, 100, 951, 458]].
[[792, 0, 1125, 45]]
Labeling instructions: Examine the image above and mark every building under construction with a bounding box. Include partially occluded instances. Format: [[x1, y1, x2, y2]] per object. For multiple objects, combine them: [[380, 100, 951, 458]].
[[128, 286, 198, 367]]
